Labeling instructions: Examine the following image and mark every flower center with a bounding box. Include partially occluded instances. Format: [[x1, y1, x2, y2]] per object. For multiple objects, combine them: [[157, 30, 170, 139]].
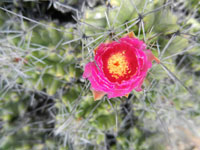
[[107, 51, 130, 79], [102, 47, 138, 83]]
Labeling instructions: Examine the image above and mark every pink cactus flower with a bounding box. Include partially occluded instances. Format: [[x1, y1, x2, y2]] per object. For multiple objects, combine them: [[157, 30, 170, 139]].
[[83, 32, 160, 100]]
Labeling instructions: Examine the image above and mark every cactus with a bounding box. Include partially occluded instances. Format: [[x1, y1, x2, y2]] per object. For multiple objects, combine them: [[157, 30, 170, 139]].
[[0, 0, 200, 150]]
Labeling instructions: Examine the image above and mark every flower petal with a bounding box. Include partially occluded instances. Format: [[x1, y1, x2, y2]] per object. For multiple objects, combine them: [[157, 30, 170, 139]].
[[144, 50, 160, 64], [91, 89, 106, 101], [83, 62, 93, 78], [125, 93, 129, 98], [123, 31, 136, 38]]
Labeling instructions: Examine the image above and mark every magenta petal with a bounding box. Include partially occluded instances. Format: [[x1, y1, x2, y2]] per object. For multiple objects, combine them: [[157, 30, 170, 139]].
[[144, 50, 160, 64], [83, 62, 93, 78]]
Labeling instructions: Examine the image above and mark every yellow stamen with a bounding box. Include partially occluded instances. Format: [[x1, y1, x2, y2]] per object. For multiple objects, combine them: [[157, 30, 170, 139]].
[[107, 51, 130, 79]]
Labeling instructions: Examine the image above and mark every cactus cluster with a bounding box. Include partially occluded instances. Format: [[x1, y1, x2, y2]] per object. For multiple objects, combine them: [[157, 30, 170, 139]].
[[0, 0, 200, 150]]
